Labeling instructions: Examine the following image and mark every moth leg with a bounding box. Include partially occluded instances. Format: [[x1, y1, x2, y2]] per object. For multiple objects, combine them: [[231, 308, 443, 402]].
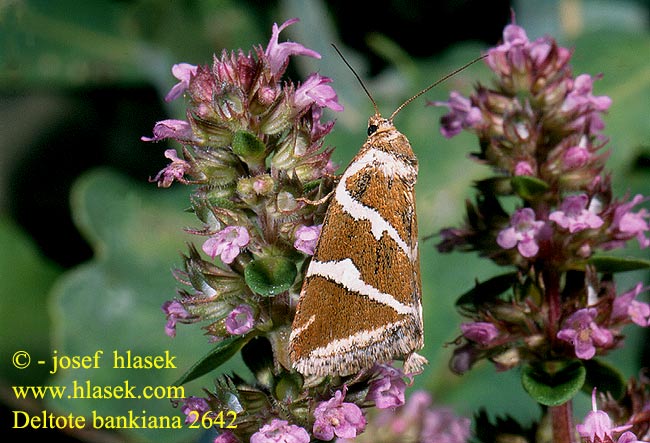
[[297, 190, 334, 206], [297, 172, 340, 206]]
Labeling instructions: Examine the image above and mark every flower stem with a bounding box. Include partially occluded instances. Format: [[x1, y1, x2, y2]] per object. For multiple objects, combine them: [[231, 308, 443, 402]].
[[545, 268, 577, 442], [544, 267, 562, 343], [550, 401, 577, 443]]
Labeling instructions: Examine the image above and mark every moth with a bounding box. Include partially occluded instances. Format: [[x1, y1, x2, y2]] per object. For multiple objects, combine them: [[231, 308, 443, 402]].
[[289, 49, 484, 379]]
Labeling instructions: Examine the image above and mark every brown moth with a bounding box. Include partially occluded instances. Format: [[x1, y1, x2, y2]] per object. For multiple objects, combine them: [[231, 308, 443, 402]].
[[290, 111, 425, 378], [289, 49, 484, 379]]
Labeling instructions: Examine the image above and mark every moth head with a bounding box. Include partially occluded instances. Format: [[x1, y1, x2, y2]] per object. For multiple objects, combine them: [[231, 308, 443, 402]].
[[367, 114, 394, 136]]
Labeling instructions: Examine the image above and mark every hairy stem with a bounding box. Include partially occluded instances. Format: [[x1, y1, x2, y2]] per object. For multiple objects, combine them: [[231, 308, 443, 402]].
[[550, 401, 577, 443], [544, 267, 562, 344]]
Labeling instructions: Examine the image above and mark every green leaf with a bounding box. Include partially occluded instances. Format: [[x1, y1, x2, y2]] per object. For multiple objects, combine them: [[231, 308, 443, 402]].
[[588, 255, 650, 273], [583, 359, 627, 400], [174, 336, 248, 386], [245, 256, 297, 296], [456, 272, 517, 307], [510, 175, 549, 200], [521, 361, 586, 406], [0, 217, 62, 385]]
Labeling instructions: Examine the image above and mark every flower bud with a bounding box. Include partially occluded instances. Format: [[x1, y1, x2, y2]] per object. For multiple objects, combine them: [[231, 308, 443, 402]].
[[449, 343, 480, 374], [182, 245, 247, 301], [258, 85, 279, 106], [276, 191, 299, 213], [563, 145, 590, 169], [192, 148, 241, 186], [271, 129, 311, 171], [252, 174, 275, 195], [237, 176, 273, 206], [232, 130, 266, 160], [523, 333, 545, 349], [490, 304, 529, 324], [259, 95, 292, 134], [491, 348, 521, 371]]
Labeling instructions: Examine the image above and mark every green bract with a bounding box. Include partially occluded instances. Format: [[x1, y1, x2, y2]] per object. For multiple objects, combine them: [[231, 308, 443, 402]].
[[244, 257, 298, 296]]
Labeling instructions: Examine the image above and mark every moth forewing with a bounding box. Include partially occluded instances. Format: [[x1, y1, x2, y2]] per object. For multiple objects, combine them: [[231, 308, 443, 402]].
[[289, 115, 426, 378]]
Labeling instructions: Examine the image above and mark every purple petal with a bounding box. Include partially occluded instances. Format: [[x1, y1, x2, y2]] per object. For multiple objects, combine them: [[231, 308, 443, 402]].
[[496, 227, 519, 249], [165, 63, 198, 102], [517, 237, 540, 257], [225, 305, 254, 335], [574, 338, 596, 359], [264, 18, 321, 76], [141, 119, 194, 143], [563, 146, 590, 169], [629, 300, 650, 326], [514, 161, 534, 176], [502, 24, 529, 45], [460, 322, 500, 345], [294, 73, 343, 112], [294, 224, 322, 255], [251, 419, 310, 443], [618, 431, 643, 443]]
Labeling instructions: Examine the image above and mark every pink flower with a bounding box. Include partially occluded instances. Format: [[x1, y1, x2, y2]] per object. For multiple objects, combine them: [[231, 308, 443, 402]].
[[225, 304, 255, 335], [346, 390, 471, 443], [563, 145, 591, 169], [618, 432, 645, 443], [420, 406, 472, 443], [562, 74, 612, 114], [432, 91, 483, 138], [576, 389, 635, 443], [310, 106, 336, 140], [213, 431, 239, 443], [460, 322, 500, 345], [202, 226, 250, 264], [161, 300, 192, 337], [165, 63, 198, 102], [264, 18, 320, 77], [485, 24, 530, 74], [150, 149, 192, 188], [514, 160, 534, 176], [612, 282, 650, 327], [607, 194, 650, 249], [561, 74, 612, 132], [557, 308, 614, 359], [293, 73, 344, 112], [496, 208, 545, 257], [251, 419, 310, 443], [449, 343, 480, 375], [141, 119, 195, 144], [366, 364, 408, 409], [181, 396, 210, 424], [549, 194, 604, 233], [313, 388, 366, 440], [294, 224, 322, 255]]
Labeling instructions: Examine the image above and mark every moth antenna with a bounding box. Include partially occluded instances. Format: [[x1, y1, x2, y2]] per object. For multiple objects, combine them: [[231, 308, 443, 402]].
[[389, 53, 488, 121], [331, 44, 380, 116]]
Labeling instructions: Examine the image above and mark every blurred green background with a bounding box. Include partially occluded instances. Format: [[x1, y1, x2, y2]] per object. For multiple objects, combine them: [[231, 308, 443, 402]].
[[1, 0, 649, 442]]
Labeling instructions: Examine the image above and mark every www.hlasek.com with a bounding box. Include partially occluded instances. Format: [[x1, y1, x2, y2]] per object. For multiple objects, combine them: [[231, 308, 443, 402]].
[[13, 379, 185, 401], [10, 349, 238, 430]]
